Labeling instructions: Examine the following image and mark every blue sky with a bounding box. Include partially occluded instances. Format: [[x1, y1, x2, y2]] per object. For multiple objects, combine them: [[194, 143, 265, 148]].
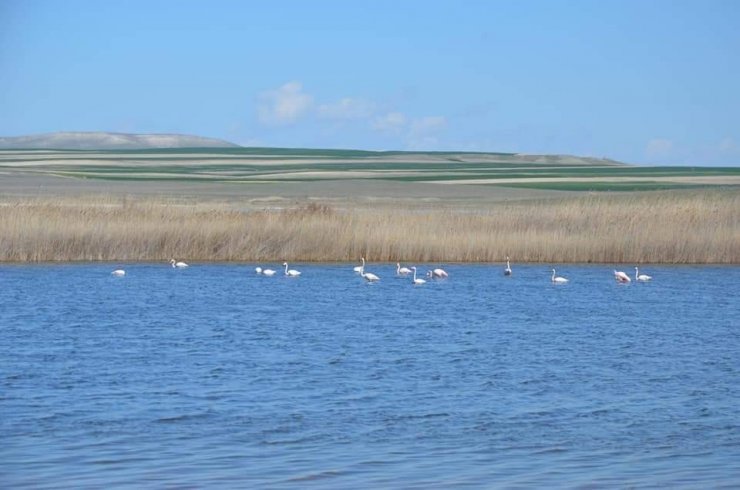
[[1, 0, 739, 165]]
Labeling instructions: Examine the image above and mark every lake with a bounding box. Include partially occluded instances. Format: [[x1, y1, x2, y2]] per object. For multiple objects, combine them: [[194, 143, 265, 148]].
[[1, 263, 739, 488]]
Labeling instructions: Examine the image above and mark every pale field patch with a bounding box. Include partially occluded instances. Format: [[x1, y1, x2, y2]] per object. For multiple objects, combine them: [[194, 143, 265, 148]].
[[432, 176, 740, 185]]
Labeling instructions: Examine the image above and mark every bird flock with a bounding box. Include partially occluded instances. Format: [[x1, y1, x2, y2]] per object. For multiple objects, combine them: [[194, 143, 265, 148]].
[[112, 258, 188, 276], [113, 258, 653, 285]]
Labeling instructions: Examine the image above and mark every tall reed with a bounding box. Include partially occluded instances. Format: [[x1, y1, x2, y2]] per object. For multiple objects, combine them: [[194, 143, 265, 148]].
[[0, 191, 737, 263]]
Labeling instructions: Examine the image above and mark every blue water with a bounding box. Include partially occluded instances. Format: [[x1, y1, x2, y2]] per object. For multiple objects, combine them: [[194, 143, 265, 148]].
[[1, 263, 739, 488]]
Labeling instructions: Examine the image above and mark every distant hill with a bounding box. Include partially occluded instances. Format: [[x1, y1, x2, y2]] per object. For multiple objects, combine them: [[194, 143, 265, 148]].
[[0, 131, 240, 150], [0, 132, 627, 167]]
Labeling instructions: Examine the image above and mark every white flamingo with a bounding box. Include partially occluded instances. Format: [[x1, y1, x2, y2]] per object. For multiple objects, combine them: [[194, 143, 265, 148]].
[[359, 258, 379, 282], [362, 270, 380, 282], [431, 267, 448, 278], [397, 262, 412, 275], [551, 269, 569, 284], [170, 259, 188, 268], [111, 269, 125, 276], [411, 266, 426, 285], [504, 256, 512, 276], [635, 267, 652, 282], [614, 270, 631, 283], [283, 262, 301, 277], [353, 258, 364, 274]]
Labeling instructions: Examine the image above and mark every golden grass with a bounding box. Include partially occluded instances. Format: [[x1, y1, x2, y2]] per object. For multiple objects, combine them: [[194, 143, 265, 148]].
[[0, 191, 738, 263]]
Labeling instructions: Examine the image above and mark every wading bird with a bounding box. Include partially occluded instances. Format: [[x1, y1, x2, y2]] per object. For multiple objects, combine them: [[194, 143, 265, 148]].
[[635, 267, 652, 282], [411, 266, 426, 285], [283, 262, 301, 277], [362, 270, 380, 282], [397, 263, 412, 275], [430, 268, 448, 279], [614, 270, 631, 283], [353, 258, 364, 274], [551, 269, 569, 284], [360, 259, 379, 282]]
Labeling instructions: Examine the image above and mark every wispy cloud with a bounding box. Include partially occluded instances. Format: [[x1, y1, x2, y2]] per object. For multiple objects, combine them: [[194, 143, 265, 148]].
[[253, 82, 449, 150], [410, 116, 446, 135], [371, 112, 447, 149], [317, 97, 376, 120], [371, 112, 407, 133], [645, 138, 674, 159], [257, 81, 313, 125], [407, 116, 447, 150]]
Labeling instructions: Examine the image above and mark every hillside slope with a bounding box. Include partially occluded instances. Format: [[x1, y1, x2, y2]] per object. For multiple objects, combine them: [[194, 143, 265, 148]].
[[0, 131, 239, 150]]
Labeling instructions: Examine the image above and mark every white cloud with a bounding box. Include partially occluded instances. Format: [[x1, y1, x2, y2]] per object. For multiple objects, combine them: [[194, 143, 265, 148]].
[[410, 116, 447, 135], [645, 138, 674, 158], [252, 83, 451, 150], [371, 113, 448, 149], [371, 112, 408, 133], [718, 137, 737, 153], [257, 81, 313, 125], [317, 98, 376, 120], [405, 116, 447, 150]]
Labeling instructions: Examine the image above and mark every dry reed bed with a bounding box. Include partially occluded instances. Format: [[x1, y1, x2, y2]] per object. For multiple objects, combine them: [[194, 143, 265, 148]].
[[0, 191, 738, 263]]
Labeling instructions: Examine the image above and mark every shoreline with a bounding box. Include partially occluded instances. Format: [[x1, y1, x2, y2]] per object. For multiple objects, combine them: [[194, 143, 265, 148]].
[[2, 260, 738, 266]]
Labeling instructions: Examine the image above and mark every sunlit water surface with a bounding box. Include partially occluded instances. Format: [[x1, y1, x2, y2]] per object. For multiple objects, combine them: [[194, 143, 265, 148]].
[[1, 264, 739, 488]]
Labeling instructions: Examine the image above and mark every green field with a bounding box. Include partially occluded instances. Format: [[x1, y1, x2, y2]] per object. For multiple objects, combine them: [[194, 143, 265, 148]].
[[1, 147, 738, 264], [1, 147, 738, 192]]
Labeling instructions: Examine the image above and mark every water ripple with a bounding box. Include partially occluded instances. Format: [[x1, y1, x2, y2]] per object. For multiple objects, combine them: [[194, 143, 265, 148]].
[[1, 263, 739, 488]]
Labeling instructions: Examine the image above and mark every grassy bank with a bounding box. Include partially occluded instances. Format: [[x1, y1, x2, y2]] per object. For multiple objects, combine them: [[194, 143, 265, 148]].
[[0, 190, 737, 264]]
